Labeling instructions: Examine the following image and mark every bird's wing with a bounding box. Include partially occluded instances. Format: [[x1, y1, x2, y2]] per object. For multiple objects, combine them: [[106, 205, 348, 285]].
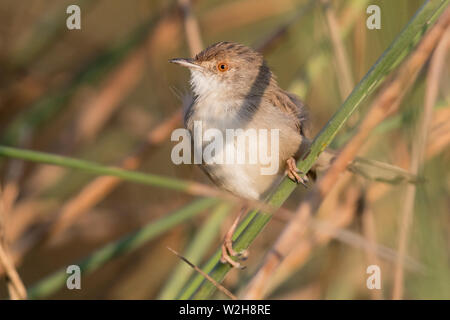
[[287, 91, 309, 135], [268, 89, 309, 136]]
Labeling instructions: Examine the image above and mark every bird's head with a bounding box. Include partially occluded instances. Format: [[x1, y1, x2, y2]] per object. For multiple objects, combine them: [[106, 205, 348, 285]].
[[170, 42, 272, 99]]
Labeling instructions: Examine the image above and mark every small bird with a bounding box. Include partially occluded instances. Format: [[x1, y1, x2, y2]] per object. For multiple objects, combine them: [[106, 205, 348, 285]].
[[170, 41, 317, 268], [169, 41, 415, 268]]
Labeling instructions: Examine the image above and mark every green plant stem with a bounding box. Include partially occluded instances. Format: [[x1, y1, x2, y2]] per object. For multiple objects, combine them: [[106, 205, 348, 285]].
[[27, 197, 218, 299], [0, 145, 192, 192], [179, 0, 449, 299]]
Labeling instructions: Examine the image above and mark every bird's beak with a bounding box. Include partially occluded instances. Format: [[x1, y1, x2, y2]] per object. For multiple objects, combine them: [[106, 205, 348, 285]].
[[169, 58, 203, 70]]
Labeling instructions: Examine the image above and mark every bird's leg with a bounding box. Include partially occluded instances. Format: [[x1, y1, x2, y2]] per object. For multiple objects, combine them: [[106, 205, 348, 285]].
[[286, 157, 308, 187], [220, 206, 249, 269]]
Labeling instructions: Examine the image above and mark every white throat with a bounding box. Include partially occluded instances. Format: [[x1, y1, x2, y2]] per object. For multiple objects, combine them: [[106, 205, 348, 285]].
[[190, 70, 225, 100]]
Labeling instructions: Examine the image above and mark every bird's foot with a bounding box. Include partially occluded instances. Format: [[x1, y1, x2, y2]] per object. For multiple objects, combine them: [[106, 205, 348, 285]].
[[286, 157, 308, 187], [220, 238, 248, 269]]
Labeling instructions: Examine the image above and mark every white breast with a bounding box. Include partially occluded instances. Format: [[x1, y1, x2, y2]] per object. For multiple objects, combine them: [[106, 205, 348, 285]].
[[186, 70, 287, 200], [189, 104, 285, 199]]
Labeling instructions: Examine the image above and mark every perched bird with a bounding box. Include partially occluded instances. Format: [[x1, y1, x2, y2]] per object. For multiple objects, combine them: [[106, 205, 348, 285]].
[[170, 41, 318, 268], [170, 41, 415, 268]]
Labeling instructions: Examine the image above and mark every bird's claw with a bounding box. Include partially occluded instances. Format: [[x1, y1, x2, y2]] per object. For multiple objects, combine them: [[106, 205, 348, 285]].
[[220, 240, 248, 269], [286, 158, 308, 187]]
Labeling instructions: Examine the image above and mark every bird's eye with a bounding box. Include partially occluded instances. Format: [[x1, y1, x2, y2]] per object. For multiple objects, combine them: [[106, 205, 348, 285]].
[[217, 62, 229, 72]]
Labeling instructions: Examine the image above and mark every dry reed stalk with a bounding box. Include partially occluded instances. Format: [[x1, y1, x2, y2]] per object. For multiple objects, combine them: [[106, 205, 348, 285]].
[[167, 247, 237, 300], [427, 106, 450, 157], [242, 9, 450, 299], [178, 0, 204, 55], [320, 0, 354, 100], [0, 186, 27, 300], [353, 15, 367, 81], [0, 243, 27, 300], [74, 48, 147, 144], [202, 0, 296, 34], [392, 26, 450, 300], [361, 206, 383, 300]]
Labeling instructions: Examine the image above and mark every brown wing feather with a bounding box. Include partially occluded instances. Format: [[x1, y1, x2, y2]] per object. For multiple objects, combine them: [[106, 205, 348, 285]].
[[268, 89, 309, 136]]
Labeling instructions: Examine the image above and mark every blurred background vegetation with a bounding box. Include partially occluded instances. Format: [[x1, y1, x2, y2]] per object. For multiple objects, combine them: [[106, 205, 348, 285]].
[[0, 0, 449, 299]]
